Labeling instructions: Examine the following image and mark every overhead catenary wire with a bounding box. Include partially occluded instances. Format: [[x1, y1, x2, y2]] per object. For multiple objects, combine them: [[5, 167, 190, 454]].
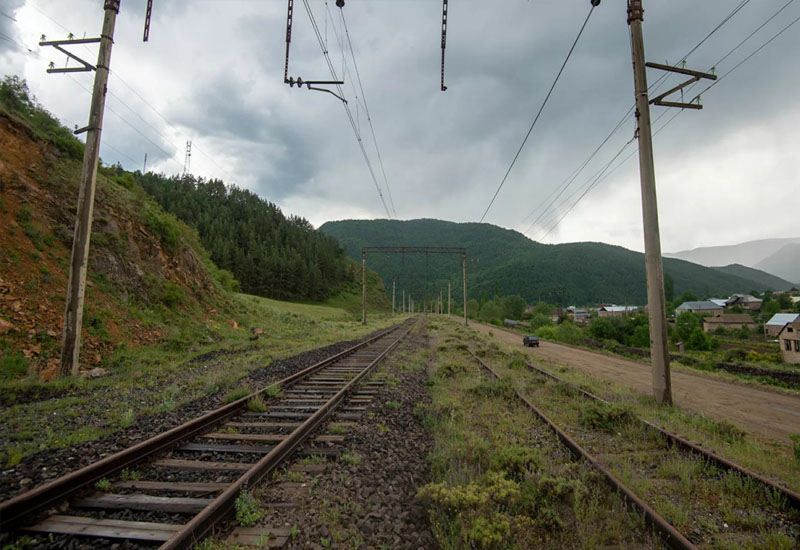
[[531, 4, 800, 241], [23, 1, 236, 182], [478, 3, 598, 224], [300, 0, 393, 220], [517, 0, 776, 239], [340, 8, 397, 218]]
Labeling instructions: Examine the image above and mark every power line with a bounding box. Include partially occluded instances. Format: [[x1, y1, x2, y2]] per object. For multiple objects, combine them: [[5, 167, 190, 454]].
[[479, 3, 598, 224], [340, 8, 397, 217], [531, 4, 800, 241], [300, 0, 393, 220], [516, 0, 772, 238], [26, 2, 236, 182], [690, 5, 800, 103]]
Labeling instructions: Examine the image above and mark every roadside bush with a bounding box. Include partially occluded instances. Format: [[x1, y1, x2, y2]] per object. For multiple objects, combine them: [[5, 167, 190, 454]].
[[529, 313, 553, 331], [686, 327, 711, 351], [554, 322, 582, 345], [535, 326, 557, 340]]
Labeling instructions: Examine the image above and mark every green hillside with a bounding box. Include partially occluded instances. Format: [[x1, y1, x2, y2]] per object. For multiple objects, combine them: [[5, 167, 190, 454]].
[[320, 219, 784, 306], [711, 264, 794, 291]]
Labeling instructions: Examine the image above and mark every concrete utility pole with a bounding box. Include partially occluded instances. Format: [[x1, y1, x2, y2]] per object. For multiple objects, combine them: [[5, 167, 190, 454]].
[[59, 0, 120, 378], [402, 289, 405, 313], [361, 250, 367, 325], [392, 279, 395, 315], [462, 252, 468, 326], [628, 0, 671, 405]]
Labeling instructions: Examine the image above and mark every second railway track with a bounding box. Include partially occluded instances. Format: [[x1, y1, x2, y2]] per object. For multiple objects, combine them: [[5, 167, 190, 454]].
[[466, 338, 800, 550], [0, 319, 415, 549]]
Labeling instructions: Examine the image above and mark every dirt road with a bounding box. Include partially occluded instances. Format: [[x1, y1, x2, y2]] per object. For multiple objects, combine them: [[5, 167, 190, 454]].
[[469, 322, 800, 444]]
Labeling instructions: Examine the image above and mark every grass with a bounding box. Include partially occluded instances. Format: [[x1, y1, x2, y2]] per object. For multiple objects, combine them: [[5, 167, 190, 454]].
[[234, 490, 265, 527], [462, 321, 800, 547], [0, 293, 400, 466], [417, 324, 656, 549], [340, 452, 361, 466]]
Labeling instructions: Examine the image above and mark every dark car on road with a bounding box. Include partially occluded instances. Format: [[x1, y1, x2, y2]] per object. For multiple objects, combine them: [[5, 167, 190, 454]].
[[523, 335, 539, 347]]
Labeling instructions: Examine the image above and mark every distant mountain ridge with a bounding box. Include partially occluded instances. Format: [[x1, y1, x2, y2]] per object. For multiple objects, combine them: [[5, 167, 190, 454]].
[[711, 264, 794, 291], [666, 238, 800, 284], [320, 219, 788, 306]]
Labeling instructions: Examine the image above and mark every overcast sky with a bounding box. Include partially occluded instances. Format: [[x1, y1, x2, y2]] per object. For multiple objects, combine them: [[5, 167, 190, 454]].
[[2, 0, 799, 253]]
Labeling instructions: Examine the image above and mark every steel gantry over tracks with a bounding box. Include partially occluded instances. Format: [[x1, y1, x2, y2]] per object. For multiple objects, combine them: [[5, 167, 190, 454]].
[[361, 247, 467, 326]]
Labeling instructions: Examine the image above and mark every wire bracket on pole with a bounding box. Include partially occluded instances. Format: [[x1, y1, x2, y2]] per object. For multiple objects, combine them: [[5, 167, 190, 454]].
[[143, 0, 154, 42], [40, 37, 100, 73], [645, 62, 717, 110], [283, 0, 347, 103], [440, 0, 448, 91]]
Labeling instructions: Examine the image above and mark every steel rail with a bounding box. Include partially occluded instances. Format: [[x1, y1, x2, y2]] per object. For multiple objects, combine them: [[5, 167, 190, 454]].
[[468, 350, 698, 550], [160, 321, 415, 549], [519, 356, 800, 510], [0, 323, 404, 529]]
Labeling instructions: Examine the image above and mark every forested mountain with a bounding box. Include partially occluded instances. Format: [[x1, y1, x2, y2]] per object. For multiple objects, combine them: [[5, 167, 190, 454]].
[[136, 174, 352, 301], [320, 219, 786, 306], [711, 264, 794, 291]]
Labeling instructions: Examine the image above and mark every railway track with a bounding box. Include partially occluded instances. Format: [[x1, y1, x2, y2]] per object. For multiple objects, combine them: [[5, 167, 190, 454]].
[[0, 320, 414, 549], [468, 345, 800, 549]]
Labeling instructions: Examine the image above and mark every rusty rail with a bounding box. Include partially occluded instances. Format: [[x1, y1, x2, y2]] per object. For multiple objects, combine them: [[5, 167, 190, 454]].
[[468, 350, 698, 550], [159, 320, 415, 549], [0, 322, 406, 530], [520, 357, 800, 510]]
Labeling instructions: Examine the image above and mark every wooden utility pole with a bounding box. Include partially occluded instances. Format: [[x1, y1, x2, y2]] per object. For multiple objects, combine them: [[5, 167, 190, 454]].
[[448, 280, 451, 316], [392, 279, 395, 314], [361, 250, 367, 325], [462, 252, 468, 326], [628, 0, 671, 405], [59, 0, 120, 377]]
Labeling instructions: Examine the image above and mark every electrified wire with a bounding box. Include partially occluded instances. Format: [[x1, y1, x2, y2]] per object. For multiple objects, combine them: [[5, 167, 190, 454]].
[[479, 3, 597, 224], [301, 0, 393, 220], [532, 4, 799, 241], [340, 8, 397, 217], [517, 0, 775, 238]]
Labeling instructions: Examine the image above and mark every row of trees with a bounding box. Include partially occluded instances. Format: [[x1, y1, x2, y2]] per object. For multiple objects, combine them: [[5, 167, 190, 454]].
[[134, 173, 353, 301]]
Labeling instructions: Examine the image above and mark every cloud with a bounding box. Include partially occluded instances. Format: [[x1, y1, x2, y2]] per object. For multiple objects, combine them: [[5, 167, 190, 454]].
[[8, 0, 800, 254]]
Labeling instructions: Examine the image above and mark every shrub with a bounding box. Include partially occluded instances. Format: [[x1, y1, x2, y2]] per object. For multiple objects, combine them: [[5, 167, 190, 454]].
[[143, 208, 181, 252], [578, 401, 636, 433], [686, 327, 711, 351]]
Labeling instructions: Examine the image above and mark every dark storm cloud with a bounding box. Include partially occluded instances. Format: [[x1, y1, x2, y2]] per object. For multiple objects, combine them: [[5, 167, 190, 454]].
[[12, 0, 800, 250], [166, 71, 318, 199]]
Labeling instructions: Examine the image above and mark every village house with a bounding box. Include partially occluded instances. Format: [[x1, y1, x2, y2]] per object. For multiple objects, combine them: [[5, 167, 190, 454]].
[[675, 301, 724, 316], [765, 313, 800, 337], [778, 322, 800, 364], [597, 305, 639, 318], [565, 307, 589, 324], [702, 313, 757, 333], [725, 294, 763, 311]]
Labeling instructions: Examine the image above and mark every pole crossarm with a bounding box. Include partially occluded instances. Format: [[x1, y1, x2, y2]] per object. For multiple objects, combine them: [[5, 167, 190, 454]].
[[360, 246, 467, 326], [39, 38, 101, 73], [362, 246, 465, 255], [645, 62, 717, 110]]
